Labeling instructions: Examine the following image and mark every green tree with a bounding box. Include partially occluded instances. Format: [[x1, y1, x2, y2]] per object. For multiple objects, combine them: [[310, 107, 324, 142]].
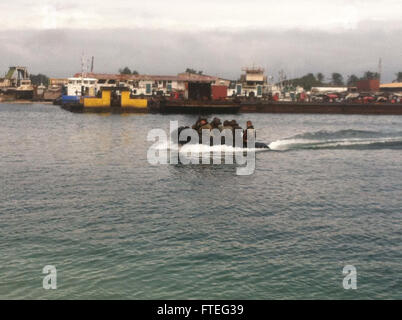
[[119, 67, 132, 75], [30, 74, 49, 86], [185, 68, 196, 74], [185, 68, 203, 75], [347, 74, 359, 86], [361, 71, 380, 80], [316, 73, 325, 84], [286, 73, 321, 91], [331, 73, 344, 86], [395, 72, 402, 82]]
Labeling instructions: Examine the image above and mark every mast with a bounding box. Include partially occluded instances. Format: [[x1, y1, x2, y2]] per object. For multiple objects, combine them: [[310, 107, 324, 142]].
[[378, 57, 382, 82], [81, 52, 86, 79]]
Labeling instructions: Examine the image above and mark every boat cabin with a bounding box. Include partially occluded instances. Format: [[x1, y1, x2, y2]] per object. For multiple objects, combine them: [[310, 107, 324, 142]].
[[67, 77, 98, 96]]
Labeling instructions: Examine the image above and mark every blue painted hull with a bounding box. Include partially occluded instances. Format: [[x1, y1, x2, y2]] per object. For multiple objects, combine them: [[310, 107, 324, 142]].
[[61, 95, 81, 105]]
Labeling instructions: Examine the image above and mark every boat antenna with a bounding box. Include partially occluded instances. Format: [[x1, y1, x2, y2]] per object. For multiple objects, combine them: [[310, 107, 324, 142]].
[[378, 57, 382, 82], [81, 52, 91, 78], [81, 52, 85, 79]]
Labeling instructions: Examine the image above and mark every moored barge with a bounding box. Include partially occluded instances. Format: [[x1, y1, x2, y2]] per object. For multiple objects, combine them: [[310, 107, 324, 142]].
[[239, 101, 402, 115]]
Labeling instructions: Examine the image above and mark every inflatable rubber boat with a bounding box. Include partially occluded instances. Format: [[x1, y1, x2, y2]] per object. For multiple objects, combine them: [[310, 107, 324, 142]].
[[174, 126, 269, 149]]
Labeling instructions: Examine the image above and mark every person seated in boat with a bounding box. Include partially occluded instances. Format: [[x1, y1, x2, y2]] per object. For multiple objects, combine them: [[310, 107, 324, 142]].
[[191, 117, 201, 130], [230, 120, 243, 132], [246, 121, 254, 130], [208, 117, 224, 145], [243, 121, 256, 147], [220, 120, 234, 145], [192, 117, 206, 131], [197, 118, 212, 135], [227, 120, 242, 145], [222, 120, 232, 131], [210, 117, 223, 131]]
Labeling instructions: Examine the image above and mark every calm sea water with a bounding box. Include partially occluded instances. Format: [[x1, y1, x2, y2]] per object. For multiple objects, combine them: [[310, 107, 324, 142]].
[[0, 103, 401, 300]]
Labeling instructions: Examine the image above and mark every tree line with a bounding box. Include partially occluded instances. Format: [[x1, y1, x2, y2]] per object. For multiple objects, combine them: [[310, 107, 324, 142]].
[[29, 74, 49, 86], [118, 67, 203, 75], [29, 69, 402, 89], [283, 71, 387, 90], [118, 67, 139, 75]]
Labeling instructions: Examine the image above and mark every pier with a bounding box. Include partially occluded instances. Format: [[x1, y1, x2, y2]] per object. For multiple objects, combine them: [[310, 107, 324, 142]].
[[59, 96, 402, 115]]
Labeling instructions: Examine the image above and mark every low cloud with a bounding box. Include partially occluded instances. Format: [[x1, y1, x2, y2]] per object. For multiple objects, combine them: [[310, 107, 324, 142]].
[[0, 26, 401, 83]]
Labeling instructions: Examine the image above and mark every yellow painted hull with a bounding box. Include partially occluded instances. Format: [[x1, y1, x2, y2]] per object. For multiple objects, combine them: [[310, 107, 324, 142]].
[[83, 91, 111, 107], [121, 91, 148, 108]]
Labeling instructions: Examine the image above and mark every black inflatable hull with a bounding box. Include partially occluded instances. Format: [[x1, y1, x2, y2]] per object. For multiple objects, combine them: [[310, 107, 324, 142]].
[[176, 141, 269, 149], [174, 126, 269, 149], [254, 142, 269, 149]]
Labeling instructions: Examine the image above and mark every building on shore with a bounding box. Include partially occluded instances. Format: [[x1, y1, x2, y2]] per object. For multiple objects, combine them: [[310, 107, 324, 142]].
[[380, 82, 402, 94], [356, 79, 380, 92], [49, 78, 69, 87], [229, 67, 268, 98], [310, 87, 349, 94], [72, 72, 229, 99]]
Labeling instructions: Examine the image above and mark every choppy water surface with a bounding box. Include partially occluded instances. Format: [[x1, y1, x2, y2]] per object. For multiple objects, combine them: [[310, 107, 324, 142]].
[[0, 103, 401, 299]]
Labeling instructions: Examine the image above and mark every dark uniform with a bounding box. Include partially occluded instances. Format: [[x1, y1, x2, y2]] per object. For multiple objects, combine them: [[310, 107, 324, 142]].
[[220, 121, 233, 146], [243, 121, 256, 147], [210, 117, 223, 131]]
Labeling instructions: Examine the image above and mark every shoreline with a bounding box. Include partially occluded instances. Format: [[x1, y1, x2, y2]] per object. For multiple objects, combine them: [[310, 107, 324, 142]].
[[0, 100, 54, 105]]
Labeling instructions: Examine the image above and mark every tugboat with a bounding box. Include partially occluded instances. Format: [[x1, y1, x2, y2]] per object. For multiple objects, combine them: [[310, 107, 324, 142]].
[[61, 77, 98, 106]]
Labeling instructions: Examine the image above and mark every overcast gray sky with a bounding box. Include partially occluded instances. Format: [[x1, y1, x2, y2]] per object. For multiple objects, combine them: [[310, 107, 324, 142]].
[[1, 0, 401, 82]]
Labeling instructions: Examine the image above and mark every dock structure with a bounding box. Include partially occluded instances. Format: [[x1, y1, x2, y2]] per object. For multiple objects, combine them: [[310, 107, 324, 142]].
[[59, 88, 402, 115], [54, 68, 402, 115]]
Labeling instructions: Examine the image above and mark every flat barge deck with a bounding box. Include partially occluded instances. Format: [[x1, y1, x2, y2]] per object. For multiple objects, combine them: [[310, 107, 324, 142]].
[[239, 101, 402, 115], [158, 100, 402, 115], [158, 100, 241, 114], [57, 98, 402, 115]]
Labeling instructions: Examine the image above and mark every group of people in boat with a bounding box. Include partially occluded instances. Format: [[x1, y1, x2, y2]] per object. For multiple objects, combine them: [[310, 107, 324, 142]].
[[178, 117, 257, 147]]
